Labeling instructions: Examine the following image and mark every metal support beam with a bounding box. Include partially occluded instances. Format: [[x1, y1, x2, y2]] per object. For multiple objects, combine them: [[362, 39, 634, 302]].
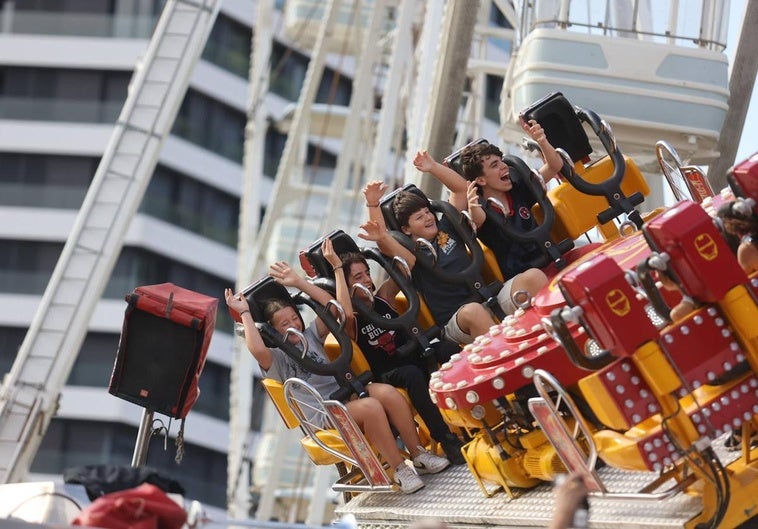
[[410, 0, 480, 199], [227, 0, 274, 519]]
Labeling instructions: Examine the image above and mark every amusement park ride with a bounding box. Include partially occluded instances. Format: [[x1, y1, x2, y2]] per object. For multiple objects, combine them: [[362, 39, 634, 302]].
[[1, 0, 758, 529], [256, 95, 758, 529]]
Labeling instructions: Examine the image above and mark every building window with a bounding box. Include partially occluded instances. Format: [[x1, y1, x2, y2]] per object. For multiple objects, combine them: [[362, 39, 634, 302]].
[[490, 4, 513, 29], [0, 153, 239, 247], [0, 66, 129, 122], [32, 419, 228, 507], [141, 165, 239, 247], [193, 361, 230, 420], [269, 41, 308, 101], [263, 125, 337, 182], [173, 90, 246, 163], [0, 152, 97, 209], [485, 74, 503, 124], [0, 240, 62, 294], [0, 326, 27, 377], [0, 240, 233, 333], [67, 332, 120, 387], [1, 0, 162, 38], [269, 41, 353, 105], [202, 12, 251, 78], [70, 331, 233, 422]]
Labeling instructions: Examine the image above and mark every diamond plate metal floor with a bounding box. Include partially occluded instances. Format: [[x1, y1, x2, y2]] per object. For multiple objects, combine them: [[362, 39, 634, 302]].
[[336, 436, 743, 529]]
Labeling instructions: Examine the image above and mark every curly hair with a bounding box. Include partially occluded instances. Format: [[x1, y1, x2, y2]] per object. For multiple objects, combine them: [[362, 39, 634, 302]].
[[717, 202, 758, 239], [460, 142, 504, 181]]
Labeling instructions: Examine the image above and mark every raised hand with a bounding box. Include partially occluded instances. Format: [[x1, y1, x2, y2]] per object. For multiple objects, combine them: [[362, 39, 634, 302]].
[[224, 287, 250, 314], [358, 220, 385, 242], [363, 180, 388, 207], [466, 180, 480, 210], [322, 237, 342, 271], [521, 118, 547, 144], [269, 261, 301, 287], [413, 150, 437, 173]]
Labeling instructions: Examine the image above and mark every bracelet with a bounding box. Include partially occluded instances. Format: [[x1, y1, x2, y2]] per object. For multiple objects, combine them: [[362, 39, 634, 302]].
[[366, 203, 379, 207], [470, 204, 483, 208], [333, 265, 342, 272], [239, 310, 250, 317]]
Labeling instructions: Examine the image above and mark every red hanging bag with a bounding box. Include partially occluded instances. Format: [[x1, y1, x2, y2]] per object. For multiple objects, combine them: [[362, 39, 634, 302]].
[[72, 483, 187, 529]]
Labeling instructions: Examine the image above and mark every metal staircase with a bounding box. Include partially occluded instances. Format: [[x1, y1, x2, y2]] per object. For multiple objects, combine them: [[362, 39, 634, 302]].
[[0, 0, 221, 484]]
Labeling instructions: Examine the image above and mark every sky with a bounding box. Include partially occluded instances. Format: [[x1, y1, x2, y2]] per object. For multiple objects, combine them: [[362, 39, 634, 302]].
[[728, 0, 757, 162]]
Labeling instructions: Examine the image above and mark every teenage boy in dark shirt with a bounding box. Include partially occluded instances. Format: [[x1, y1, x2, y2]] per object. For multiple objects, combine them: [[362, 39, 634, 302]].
[[413, 118, 562, 293]]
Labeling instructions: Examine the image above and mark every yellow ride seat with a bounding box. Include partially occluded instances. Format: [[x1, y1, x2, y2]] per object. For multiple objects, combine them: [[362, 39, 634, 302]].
[[261, 377, 396, 493], [534, 154, 649, 242], [478, 240, 504, 284], [261, 378, 342, 466]]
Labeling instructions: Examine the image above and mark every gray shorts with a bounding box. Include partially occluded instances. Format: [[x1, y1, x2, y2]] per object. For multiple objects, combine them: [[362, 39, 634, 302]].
[[443, 276, 516, 344]]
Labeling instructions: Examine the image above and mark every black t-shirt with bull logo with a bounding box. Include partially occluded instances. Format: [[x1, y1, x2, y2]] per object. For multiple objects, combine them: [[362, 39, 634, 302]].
[[354, 296, 425, 378]]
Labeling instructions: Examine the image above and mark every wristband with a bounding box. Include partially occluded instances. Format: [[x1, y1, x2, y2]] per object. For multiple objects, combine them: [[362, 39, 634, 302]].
[[366, 203, 379, 207], [333, 265, 342, 272], [239, 310, 250, 317], [470, 204, 483, 208]]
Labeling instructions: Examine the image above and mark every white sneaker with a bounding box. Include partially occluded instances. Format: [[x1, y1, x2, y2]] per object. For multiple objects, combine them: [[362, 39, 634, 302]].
[[412, 446, 450, 475], [394, 464, 424, 494]]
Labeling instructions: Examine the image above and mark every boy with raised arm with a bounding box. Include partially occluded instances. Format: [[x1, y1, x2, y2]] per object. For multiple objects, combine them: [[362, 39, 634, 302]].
[[359, 182, 506, 344], [413, 118, 562, 296]]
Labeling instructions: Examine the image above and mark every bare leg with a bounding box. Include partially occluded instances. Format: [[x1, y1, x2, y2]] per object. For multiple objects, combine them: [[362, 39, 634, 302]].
[[455, 302, 497, 338], [367, 382, 423, 458], [346, 396, 406, 468], [511, 267, 547, 298]]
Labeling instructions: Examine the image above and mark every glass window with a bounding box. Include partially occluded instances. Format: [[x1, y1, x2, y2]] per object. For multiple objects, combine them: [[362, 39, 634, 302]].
[[7, 0, 162, 38], [0, 240, 233, 332], [14, 1, 110, 14], [0, 152, 97, 208], [485, 74, 503, 124], [202, 13, 251, 78], [269, 41, 353, 105], [269, 41, 308, 101], [0, 240, 62, 294], [490, 3, 513, 29], [0, 67, 129, 122], [67, 332, 120, 387], [0, 153, 239, 245], [194, 362, 230, 420], [316, 68, 352, 105], [0, 326, 27, 377], [263, 124, 337, 182], [141, 165, 239, 247], [172, 89, 245, 163], [70, 330, 236, 423]]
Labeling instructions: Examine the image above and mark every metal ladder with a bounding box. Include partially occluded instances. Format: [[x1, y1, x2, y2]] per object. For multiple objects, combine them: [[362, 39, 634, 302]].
[[0, 0, 221, 484]]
